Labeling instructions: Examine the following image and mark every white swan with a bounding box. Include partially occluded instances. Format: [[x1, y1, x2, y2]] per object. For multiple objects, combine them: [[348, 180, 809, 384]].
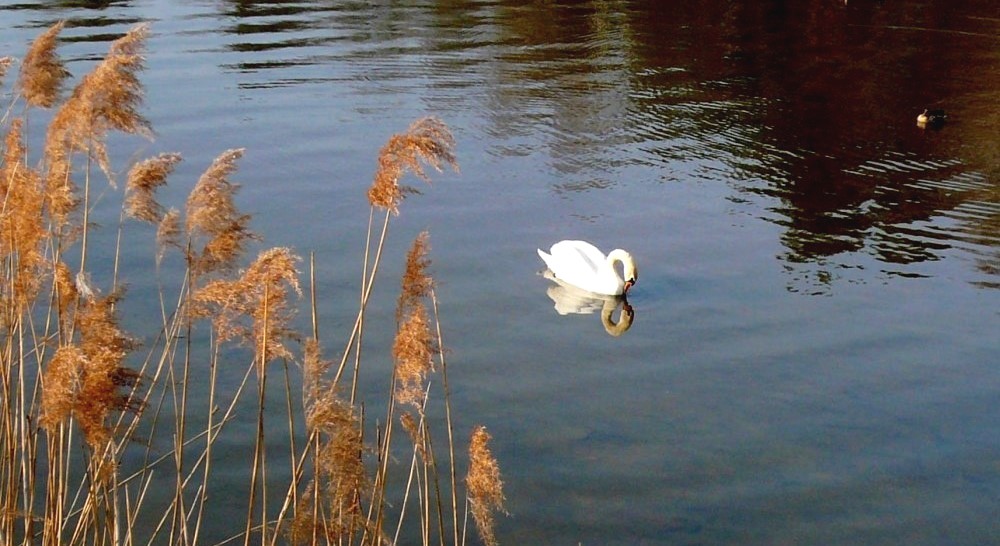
[[537, 240, 637, 296]]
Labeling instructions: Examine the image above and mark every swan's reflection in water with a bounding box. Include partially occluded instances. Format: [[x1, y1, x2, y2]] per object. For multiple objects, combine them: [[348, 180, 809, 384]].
[[542, 271, 634, 337]]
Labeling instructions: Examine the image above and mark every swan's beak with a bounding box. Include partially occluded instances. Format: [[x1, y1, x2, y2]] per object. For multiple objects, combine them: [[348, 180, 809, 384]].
[[624, 279, 635, 293]]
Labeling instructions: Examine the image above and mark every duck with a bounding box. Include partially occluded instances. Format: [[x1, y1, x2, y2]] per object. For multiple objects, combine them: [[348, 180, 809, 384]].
[[917, 108, 946, 126], [537, 240, 637, 296]]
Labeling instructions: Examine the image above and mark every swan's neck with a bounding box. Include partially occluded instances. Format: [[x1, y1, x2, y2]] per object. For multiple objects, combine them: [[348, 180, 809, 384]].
[[606, 249, 637, 284]]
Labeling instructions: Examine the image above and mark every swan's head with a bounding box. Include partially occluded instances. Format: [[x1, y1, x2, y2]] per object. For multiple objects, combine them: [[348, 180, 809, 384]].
[[624, 254, 638, 293]]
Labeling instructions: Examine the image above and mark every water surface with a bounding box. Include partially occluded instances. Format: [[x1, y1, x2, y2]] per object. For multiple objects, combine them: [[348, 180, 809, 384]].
[[2, 1, 998, 544]]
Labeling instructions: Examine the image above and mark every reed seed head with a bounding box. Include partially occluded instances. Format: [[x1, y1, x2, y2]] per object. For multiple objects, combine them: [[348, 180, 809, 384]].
[[302, 338, 330, 419], [392, 301, 435, 409], [156, 207, 181, 266], [125, 152, 181, 223], [467, 425, 506, 546], [75, 292, 140, 449], [368, 117, 458, 213], [40, 345, 86, 432], [399, 411, 427, 460], [43, 23, 152, 225], [392, 232, 437, 409], [17, 21, 69, 109], [185, 148, 257, 273], [193, 247, 302, 373], [0, 56, 13, 85], [40, 293, 141, 451], [396, 231, 433, 324], [291, 366, 370, 544], [1, 118, 46, 306], [53, 260, 78, 331]]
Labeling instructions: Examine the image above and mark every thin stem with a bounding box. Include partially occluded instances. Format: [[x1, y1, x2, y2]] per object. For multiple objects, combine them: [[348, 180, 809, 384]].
[[432, 290, 460, 546], [243, 368, 267, 546], [79, 153, 92, 276], [334, 207, 391, 394]]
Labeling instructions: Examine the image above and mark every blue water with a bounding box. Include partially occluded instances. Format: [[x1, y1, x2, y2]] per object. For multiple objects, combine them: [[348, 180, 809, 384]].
[[2, 1, 998, 544]]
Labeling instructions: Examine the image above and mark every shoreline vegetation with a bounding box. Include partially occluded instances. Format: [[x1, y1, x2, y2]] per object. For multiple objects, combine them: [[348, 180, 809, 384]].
[[1, 22, 505, 546]]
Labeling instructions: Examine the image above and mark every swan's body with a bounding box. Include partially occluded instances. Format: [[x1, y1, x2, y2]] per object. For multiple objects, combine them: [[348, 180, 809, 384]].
[[537, 240, 637, 296]]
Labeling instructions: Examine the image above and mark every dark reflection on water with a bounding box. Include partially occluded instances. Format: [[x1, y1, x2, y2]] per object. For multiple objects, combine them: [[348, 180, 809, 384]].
[[616, 0, 1000, 290]]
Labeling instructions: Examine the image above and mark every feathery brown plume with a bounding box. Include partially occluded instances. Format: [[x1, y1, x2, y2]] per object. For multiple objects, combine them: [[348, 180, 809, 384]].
[[290, 419, 369, 542], [17, 21, 69, 108], [156, 207, 181, 265], [193, 248, 301, 372], [39, 345, 86, 432], [40, 293, 140, 450], [368, 117, 458, 213], [399, 411, 427, 460], [43, 24, 151, 226], [185, 148, 256, 273], [53, 260, 78, 332], [396, 231, 433, 324], [74, 292, 141, 449], [392, 232, 436, 409], [392, 301, 435, 409], [0, 118, 47, 305], [466, 426, 505, 546], [125, 152, 181, 223], [41, 137, 75, 227], [0, 57, 13, 86], [292, 342, 369, 544], [302, 339, 330, 421]]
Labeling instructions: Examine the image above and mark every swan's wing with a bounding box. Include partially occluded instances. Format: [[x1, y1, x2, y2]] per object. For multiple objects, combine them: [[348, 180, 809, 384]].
[[548, 240, 606, 275]]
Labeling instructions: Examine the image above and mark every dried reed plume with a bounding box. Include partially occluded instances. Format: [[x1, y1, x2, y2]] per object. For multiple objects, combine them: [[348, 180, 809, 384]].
[[125, 152, 181, 223], [302, 339, 330, 419], [43, 23, 151, 225], [75, 292, 141, 449], [39, 345, 86, 432], [0, 118, 46, 305], [156, 207, 181, 265], [40, 293, 141, 450], [0, 56, 14, 87], [392, 301, 435, 409], [368, 117, 458, 213], [466, 426, 505, 546], [185, 148, 256, 273], [17, 20, 69, 108], [391, 233, 437, 409], [292, 341, 370, 543], [194, 247, 301, 370], [396, 231, 433, 323], [53, 259, 78, 330]]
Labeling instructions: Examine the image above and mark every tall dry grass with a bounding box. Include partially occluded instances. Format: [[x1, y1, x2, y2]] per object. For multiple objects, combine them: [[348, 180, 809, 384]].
[[1, 22, 504, 546]]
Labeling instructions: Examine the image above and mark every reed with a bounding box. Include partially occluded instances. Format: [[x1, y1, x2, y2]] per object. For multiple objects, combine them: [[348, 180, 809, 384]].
[[17, 21, 69, 109], [1, 22, 505, 546]]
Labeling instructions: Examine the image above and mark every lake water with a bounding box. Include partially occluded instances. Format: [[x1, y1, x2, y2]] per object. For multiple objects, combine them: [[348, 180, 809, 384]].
[[2, 1, 999, 544]]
